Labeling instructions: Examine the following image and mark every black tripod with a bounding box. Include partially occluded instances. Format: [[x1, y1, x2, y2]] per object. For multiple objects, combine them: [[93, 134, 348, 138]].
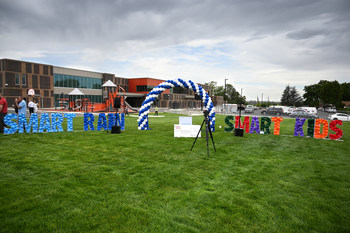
[[190, 110, 216, 157]]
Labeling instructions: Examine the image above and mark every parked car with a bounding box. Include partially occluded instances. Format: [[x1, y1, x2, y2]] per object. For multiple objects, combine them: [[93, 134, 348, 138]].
[[290, 110, 318, 119], [261, 107, 284, 116], [244, 105, 254, 113], [325, 107, 337, 113], [329, 113, 350, 121], [287, 107, 296, 115]]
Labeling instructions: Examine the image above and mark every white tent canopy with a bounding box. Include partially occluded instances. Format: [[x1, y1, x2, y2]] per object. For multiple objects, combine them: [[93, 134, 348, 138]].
[[68, 88, 85, 96], [102, 80, 117, 87]]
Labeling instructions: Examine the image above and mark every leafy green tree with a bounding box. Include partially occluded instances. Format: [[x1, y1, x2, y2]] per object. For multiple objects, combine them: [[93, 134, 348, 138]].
[[303, 80, 348, 108], [319, 80, 341, 107], [303, 84, 321, 107], [340, 82, 350, 101], [204, 82, 246, 104]]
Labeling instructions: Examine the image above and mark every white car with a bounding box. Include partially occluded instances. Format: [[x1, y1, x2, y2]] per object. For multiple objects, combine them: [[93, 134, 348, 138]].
[[329, 113, 350, 121], [244, 105, 254, 113], [325, 107, 337, 113]]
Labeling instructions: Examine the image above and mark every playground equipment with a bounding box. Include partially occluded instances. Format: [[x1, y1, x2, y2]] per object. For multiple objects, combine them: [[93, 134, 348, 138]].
[[57, 85, 138, 113]]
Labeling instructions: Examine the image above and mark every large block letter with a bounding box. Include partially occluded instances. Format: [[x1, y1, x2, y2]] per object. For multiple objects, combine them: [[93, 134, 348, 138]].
[[224, 116, 234, 132], [271, 117, 283, 135], [307, 119, 315, 138], [24, 113, 39, 133], [51, 113, 64, 132], [108, 113, 116, 130], [314, 119, 329, 139], [260, 117, 271, 134], [18, 114, 27, 133], [235, 116, 250, 133], [249, 116, 260, 134], [84, 113, 95, 131], [97, 113, 108, 131], [329, 120, 343, 140], [4, 114, 18, 134], [294, 118, 306, 137], [39, 113, 51, 133], [120, 113, 125, 130], [64, 113, 76, 132]]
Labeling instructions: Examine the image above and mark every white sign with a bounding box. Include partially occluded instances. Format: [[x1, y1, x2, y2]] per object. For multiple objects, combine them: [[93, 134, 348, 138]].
[[174, 124, 201, 138], [28, 89, 35, 96], [179, 116, 192, 125]]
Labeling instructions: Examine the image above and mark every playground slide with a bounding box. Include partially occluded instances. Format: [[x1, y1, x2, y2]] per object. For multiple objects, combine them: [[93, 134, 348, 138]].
[[124, 101, 138, 112]]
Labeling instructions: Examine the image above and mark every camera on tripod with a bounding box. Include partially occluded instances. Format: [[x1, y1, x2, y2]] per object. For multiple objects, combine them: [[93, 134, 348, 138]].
[[191, 109, 216, 157]]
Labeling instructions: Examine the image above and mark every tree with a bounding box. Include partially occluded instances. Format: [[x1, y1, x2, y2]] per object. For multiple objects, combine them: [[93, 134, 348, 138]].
[[281, 85, 291, 106], [303, 80, 348, 108], [225, 84, 246, 104], [341, 83, 350, 101], [319, 80, 341, 107], [303, 84, 321, 107], [281, 85, 303, 106], [290, 86, 303, 107], [204, 82, 246, 104]]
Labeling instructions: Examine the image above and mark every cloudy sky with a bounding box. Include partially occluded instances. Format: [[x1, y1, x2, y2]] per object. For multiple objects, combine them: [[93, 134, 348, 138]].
[[1, 0, 349, 101]]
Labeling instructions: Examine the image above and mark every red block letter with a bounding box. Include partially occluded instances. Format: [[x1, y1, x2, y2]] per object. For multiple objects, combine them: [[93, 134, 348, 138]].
[[235, 116, 250, 133], [329, 120, 343, 140]]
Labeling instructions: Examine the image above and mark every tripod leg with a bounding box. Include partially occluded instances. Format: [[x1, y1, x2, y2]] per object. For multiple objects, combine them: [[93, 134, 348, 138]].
[[190, 119, 205, 151], [206, 127, 209, 157], [208, 120, 216, 152]]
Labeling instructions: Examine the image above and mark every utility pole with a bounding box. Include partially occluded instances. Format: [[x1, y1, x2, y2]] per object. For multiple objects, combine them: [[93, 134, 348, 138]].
[[262, 93, 264, 107]]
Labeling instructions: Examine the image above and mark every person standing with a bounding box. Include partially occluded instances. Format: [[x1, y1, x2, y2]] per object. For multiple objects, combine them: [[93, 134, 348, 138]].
[[155, 106, 158, 116], [28, 99, 35, 115], [0, 94, 8, 134], [12, 97, 19, 114], [16, 96, 27, 116], [33, 100, 38, 113]]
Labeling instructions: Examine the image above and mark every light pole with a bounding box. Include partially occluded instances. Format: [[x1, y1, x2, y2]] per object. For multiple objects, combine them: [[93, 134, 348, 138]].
[[224, 79, 228, 113]]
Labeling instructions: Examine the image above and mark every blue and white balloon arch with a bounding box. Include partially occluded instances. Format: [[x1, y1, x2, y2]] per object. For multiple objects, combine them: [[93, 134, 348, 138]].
[[138, 78, 216, 131]]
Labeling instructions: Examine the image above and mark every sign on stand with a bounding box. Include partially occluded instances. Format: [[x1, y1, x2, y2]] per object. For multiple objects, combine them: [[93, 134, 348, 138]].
[[174, 125, 201, 138]]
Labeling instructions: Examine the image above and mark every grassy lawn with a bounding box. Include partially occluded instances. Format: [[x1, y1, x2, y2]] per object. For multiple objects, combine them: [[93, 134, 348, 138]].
[[1, 113, 349, 232]]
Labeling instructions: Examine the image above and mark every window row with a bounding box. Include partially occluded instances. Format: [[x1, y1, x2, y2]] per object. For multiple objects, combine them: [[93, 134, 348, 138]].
[[136, 85, 155, 92], [54, 74, 102, 89]]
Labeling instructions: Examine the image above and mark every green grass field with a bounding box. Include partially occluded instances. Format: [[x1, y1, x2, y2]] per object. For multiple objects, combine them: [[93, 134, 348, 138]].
[[1, 113, 349, 232]]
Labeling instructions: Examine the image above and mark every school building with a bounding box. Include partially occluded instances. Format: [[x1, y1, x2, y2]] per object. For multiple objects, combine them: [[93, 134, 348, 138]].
[[0, 58, 223, 109]]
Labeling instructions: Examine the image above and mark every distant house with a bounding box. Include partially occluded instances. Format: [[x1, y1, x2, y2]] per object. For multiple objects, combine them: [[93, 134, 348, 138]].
[[342, 101, 350, 108]]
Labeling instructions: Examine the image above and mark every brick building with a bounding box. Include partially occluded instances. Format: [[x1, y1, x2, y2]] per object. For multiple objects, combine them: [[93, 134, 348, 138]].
[[0, 58, 223, 109]]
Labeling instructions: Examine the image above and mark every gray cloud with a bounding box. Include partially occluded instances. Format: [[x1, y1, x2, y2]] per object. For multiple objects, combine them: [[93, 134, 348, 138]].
[[0, 0, 349, 100]]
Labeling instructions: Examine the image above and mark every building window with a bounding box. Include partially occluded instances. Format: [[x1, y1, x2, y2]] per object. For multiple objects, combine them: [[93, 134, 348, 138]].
[[34, 64, 39, 74], [15, 73, 20, 85], [6, 60, 21, 72], [26, 63, 32, 73], [136, 85, 154, 92], [22, 74, 26, 86], [32, 75, 38, 88], [40, 75, 51, 89], [43, 65, 49, 75]]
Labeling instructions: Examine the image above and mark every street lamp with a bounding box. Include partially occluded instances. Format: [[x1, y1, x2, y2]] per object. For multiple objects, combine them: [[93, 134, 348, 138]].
[[224, 79, 228, 113]]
